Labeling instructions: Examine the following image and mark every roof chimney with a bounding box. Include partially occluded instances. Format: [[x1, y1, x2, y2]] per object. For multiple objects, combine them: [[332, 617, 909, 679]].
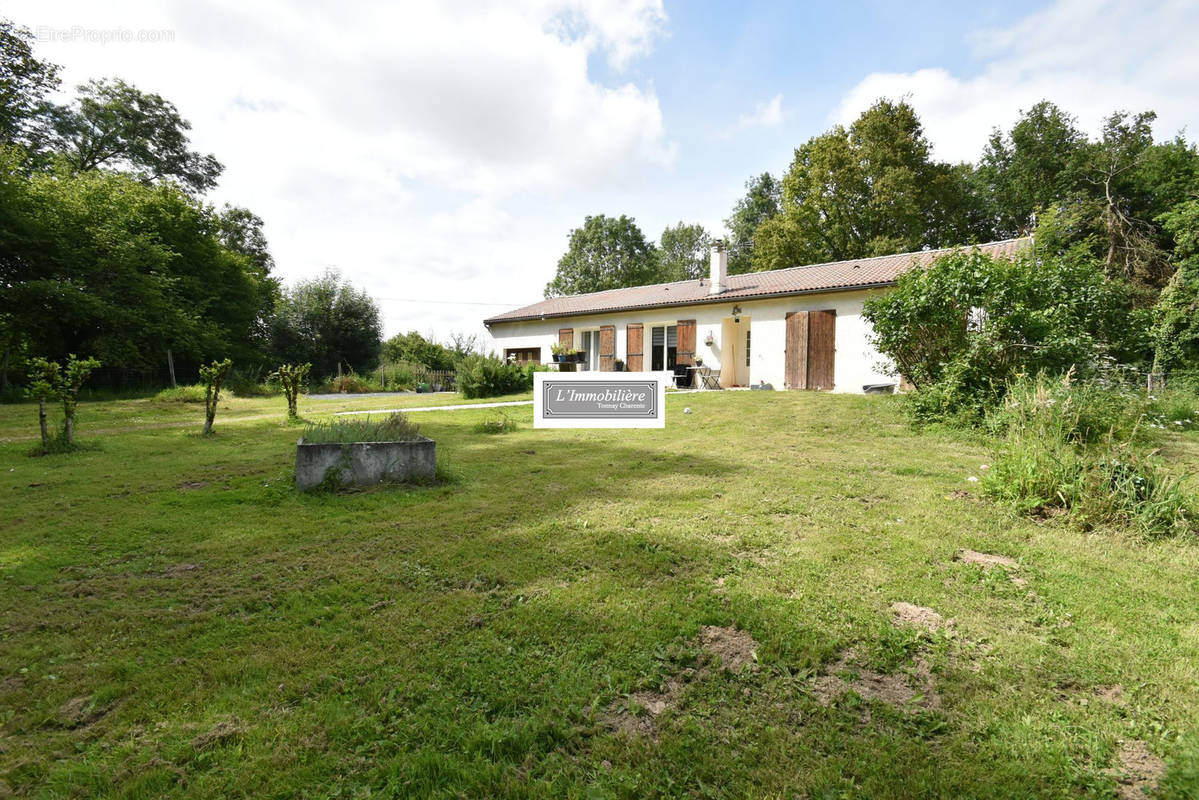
[[709, 239, 727, 295]]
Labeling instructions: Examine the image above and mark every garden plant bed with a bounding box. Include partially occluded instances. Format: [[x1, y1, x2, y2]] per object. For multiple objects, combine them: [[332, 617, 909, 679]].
[[294, 437, 436, 490]]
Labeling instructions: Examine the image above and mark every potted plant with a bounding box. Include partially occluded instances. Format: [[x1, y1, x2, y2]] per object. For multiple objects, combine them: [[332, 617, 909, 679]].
[[613, 359, 625, 372], [569, 349, 586, 363], [551, 342, 571, 363], [296, 413, 435, 491], [694, 356, 704, 367]]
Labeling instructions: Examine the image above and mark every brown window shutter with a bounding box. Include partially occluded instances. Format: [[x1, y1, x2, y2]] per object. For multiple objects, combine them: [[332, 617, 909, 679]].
[[599, 325, 616, 371], [676, 319, 696, 366], [558, 328, 573, 349], [625, 323, 644, 371]]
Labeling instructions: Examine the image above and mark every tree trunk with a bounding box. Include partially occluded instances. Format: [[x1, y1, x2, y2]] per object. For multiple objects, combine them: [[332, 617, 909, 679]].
[[38, 397, 49, 451], [1, 345, 9, 394], [203, 412, 214, 435], [63, 414, 74, 445], [167, 348, 177, 388]]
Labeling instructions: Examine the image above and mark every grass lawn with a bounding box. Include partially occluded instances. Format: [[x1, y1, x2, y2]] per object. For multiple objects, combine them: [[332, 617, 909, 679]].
[[2, 391, 1197, 798]]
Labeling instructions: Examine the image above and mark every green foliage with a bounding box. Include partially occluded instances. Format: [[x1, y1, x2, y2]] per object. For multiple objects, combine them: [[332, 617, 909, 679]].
[[1152, 200, 1199, 372], [658, 221, 711, 281], [154, 384, 208, 403], [863, 247, 1144, 423], [984, 373, 1195, 538], [544, 214, 661, 297], [48, 77, 223, 193], [457, 354, 534, 399], [0, 19, 60, 148], [301, 412, 421, 444], [724, 172, 780, 274], [272, 362, 311, 419], [382, 331, 456, 371], [270, 269, 382, 380], [752, 99, 975, 271], [314, 371, 383, 395], [199, 358, 232, 435], [25, 354, 99, 450]]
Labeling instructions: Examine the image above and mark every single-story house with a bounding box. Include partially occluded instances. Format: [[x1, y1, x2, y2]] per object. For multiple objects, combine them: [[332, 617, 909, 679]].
[[483, 237, 1029, 392]]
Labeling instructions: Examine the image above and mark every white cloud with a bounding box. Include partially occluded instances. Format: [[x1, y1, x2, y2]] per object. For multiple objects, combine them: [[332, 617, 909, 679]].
[[834, 0, 1199, 162], [735, 93, 783, 131], [8, 0, 675, 342]]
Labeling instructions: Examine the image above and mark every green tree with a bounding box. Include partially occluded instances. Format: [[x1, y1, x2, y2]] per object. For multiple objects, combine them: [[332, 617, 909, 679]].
[[1152, 200, 1199, 373], [544, 214, 661, 297], [25, 357, 58, 452], [659, 221, 711, 281], [200, 358, 231, 435], [47, 78, 223, 193], [974, 101, 1090, 237], [752, 99, 972, 270], [271, 270, 383, 378], [724, 173, 780, 274], [272, 362, 311, 420], [0, 19, 60, 148]]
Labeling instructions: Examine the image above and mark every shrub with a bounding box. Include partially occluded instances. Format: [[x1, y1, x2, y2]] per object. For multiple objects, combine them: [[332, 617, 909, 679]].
[[474, 410, 519, 434], [154, 384, 209, 403], [863, 247, 1146, 424], [271, 363, 311, 420], [457, 354, 533, 399], [315, 370, 383, 394], [225, 365, 277, 397], [302, 413, 421, 444], [984, 372, 1196, 538]]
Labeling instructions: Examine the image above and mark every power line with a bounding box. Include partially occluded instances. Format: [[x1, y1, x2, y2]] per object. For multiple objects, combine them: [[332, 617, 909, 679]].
[[374, 297, 525, 306]]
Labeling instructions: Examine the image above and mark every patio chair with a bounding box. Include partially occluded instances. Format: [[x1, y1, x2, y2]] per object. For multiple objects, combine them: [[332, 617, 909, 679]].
[[699, 367, 721, 390]]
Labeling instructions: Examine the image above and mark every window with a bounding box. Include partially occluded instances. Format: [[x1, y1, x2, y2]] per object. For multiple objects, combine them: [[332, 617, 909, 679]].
[[650, 325, 677, 371], [745, 329, 751, 367], [504, 347, 541, 365]]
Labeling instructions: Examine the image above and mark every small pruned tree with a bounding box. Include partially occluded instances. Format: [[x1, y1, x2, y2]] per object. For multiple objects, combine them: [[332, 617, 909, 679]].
[[200, 358, 232, 435], [26, 358, 60, 454], [272, 362, 311, 420], [59, 355, 100, 444]]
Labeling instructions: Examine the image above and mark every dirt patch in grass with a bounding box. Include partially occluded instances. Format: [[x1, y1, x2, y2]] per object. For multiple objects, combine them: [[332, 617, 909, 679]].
[[56, 695, 114, 728], [162, 563, 201, 577], [890, 602, 951, 633], [603, 674, 692, 737], [813, 650, 940, 716], [191, 717, 246, 750], [1095, 684, 1126, 705], [699, 625, 759, 672], [178, 481, 208, 491], [1106, 740, 1166, 799], [955, 549, 1028, 587]]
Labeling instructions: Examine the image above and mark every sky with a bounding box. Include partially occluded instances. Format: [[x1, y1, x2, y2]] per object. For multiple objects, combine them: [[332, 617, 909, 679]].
[[7, 0, 1199, 347]]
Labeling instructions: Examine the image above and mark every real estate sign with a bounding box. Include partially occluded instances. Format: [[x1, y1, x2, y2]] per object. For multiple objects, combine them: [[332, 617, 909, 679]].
[[534, 372, 668, 429]]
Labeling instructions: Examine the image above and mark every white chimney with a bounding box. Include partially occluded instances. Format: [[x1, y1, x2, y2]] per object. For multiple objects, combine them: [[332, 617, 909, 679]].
[[709, 239, 728, 295]]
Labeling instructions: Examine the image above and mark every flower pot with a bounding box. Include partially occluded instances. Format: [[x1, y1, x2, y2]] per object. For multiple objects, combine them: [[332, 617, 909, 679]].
[[570, 351, 586, 363]]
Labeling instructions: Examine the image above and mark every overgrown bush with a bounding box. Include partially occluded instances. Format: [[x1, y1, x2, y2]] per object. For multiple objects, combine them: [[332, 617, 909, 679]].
[[984, 372, 1195, 538], [863, 247, 1147, 424], [457, 354, 533, 399], [225, 365, 278, 397], [315, 371, 384, 394]]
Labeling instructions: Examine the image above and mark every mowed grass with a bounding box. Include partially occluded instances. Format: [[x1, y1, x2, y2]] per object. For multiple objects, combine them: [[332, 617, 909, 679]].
[[2, 391, 1198, 798]]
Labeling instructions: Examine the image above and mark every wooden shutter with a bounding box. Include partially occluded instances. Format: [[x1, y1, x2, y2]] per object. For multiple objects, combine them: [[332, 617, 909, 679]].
[[625, 323, 644, 371], [599, 325, 616, 371], [558, 328, 573, 348], [785, 311, 809, 389], [807, 310, 836, 390], [676, 319, 696, 366]]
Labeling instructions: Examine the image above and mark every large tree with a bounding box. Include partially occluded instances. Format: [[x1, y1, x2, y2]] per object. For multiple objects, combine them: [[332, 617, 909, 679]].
[[659, 221, 711, 281], [750, 99, 972, 270], [271, 270, 382, 378], [47, 78, 223, 193], [724, 173, 780, 274], [544, 214, 661, 297]]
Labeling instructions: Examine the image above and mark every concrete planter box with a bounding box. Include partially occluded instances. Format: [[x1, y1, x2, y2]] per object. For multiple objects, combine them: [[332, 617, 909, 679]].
[[295, 437, 436, 491]]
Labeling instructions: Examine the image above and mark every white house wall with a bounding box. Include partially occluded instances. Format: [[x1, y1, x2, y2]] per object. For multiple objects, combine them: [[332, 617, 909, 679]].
[[485, 289, 896, 393]]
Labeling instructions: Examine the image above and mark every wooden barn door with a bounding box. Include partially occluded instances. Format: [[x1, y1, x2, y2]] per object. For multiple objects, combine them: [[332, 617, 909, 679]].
[[807, 310, 836, 390], [625, 324, 644, 371], [676, 320, 696, 366], [599, 325, 616, 371], [785, 311, 808, 389], [784, 310, 835, 390]]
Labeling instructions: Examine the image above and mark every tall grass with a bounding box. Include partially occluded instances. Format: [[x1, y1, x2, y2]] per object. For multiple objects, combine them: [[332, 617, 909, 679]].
[[984, 372, 1195, 538], [301, 413, 422, 444]]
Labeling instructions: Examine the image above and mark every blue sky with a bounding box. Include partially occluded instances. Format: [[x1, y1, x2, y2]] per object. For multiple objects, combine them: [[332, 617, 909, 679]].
[[7, 0, 1197, 343]]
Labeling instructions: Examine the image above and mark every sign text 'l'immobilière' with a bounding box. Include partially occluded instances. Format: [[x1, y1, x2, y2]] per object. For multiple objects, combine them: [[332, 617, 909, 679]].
[[534, 372, 668, 428]]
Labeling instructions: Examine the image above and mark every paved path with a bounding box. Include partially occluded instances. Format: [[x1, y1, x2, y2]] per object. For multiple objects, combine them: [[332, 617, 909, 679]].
[[335, 400, 533, 416]]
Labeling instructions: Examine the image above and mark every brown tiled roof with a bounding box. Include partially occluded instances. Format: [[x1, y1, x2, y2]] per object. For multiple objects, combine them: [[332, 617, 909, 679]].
[[485, 238, 1030, 325]]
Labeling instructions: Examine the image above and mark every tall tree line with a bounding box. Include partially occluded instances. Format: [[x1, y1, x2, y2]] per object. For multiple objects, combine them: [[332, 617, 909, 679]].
[[0, 19, 384, 389]]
